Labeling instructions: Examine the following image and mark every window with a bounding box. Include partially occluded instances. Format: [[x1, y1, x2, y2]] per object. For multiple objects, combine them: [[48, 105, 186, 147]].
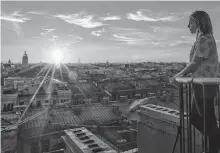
[[7, 104, 10, 111], [11, 104, 14, 111], [60, 100, 63, 103], [45, 100, 49, 103], [42, 139, 50, 152], [3, 104, 7, 111], [66, 99, 69, 102], [36, 101, 41, 107], [19, 102, 24, 105], [31, 142, 39, 153], [53, 100, 56, 104]]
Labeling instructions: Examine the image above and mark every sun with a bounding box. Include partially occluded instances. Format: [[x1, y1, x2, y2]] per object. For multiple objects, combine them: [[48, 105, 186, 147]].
[[52, 50, 63, 64]]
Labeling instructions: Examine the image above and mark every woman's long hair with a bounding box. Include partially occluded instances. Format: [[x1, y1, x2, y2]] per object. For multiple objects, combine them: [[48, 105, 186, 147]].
[[190, 11, 213, 35]]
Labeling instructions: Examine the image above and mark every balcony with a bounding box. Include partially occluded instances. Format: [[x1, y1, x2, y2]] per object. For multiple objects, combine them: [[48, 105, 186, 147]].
[[175, 77, 220, 153]]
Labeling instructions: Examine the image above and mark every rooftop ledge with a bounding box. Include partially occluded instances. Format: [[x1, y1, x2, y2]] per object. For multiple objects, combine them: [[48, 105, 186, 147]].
[[176, 77, 220, 85]]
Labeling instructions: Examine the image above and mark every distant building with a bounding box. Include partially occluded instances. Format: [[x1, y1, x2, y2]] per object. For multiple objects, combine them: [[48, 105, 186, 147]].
[[8, 59, 11, 65], [61, 127, 117, 153], [22, 51, 28, 66], [1, 88, 17, 112], [17, 79, 72, 107], [2, 63, 11, 69], [95, 79, 157, 102], [1, 125, 17, 153], [125, 63, 130, 69], [3, 77, 31, 89]]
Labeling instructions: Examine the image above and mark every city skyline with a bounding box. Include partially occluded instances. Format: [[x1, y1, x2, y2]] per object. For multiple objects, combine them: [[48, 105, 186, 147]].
[[1, 1, 220, 63]]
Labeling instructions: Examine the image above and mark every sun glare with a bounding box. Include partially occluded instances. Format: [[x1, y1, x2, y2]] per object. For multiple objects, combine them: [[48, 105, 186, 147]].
[[52, 50, 63, 64]]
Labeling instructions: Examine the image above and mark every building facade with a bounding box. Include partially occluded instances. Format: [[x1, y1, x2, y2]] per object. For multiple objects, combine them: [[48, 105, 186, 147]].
[[1, 88, 17, 112], [137, 104, 202, 153], [62, 127, 117, 153]]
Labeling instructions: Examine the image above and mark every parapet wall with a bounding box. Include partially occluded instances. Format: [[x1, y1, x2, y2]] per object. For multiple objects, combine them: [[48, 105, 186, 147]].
[[137, 104, 203, 153]]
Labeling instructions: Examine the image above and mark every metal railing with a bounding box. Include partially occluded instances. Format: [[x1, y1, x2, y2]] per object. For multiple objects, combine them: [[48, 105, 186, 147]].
[[175, 77, 220, 153]]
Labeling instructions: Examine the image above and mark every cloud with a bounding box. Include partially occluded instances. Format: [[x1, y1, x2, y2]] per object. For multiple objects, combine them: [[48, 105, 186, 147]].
[[91, 29, 105, 37], [112, 30, 192, 48], [48, 35, 58, 42], [110, 27, 153, 45], [148, 26, 186, 43], [113, 34, 149, 45], [179, 35, 195, 43], [169, 11, 191, 16], [53, 12, 105, 28], [63, 41, 81, 50], [0, 11, 30, 35], [110, 26, 188, 47], [127, 9, 183, 22], [68, 35, 83, 40], [91, 31, 102, 37], [68, 35, 84, 41], [1, 11, 30, 22], [27, 11, 47, 15], [76, 36, 83, 40], [110, 27, 141, 33], [32, 36, 41, 39], [150, 38, 193, 48], [151, 26, 183, 33], [110, 27, 150, 37], [167, 40, 190, 47], [41, 28, 56, 35], [99, 15, 121, 21]]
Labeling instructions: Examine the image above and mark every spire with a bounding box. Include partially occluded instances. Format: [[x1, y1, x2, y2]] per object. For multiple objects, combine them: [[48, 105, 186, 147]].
[[8, 59, 11, 64], [22, 50, 28, 65]]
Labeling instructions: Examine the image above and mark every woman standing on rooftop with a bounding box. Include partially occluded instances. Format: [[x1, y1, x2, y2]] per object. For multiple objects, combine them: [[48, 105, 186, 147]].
[[170, 10, 220, 153]]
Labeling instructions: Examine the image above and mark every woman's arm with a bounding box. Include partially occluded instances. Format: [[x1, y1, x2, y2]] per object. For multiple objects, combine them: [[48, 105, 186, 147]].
[[169, 58, 202, 84], [174, 35, 212, 78], [174, 57, 203, 77]]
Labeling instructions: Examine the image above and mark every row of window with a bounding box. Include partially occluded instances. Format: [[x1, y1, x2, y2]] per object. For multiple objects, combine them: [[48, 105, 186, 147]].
[[31, 139, 49, 153], [41, 100, 57, 104], [2, 103, 14, 112], [18, 99, 70, 107], [60, 99, 69, 103], [38, 99, 70, 104]]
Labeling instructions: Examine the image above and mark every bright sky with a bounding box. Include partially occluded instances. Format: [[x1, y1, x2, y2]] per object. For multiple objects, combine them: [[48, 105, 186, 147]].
[[1, 1, 220, 63]]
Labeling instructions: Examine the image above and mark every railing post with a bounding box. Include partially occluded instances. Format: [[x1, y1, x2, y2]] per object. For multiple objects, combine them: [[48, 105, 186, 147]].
[[186, 83, 191, 153], [202, 84, 208, 153], [174, 77, 220, 153], [179, 83, 184, 153], [217, 86, 220, 128]]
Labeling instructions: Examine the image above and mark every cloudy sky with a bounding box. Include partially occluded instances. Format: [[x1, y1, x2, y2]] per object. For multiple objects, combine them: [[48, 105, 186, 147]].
[[1, 1, 220, 63]]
